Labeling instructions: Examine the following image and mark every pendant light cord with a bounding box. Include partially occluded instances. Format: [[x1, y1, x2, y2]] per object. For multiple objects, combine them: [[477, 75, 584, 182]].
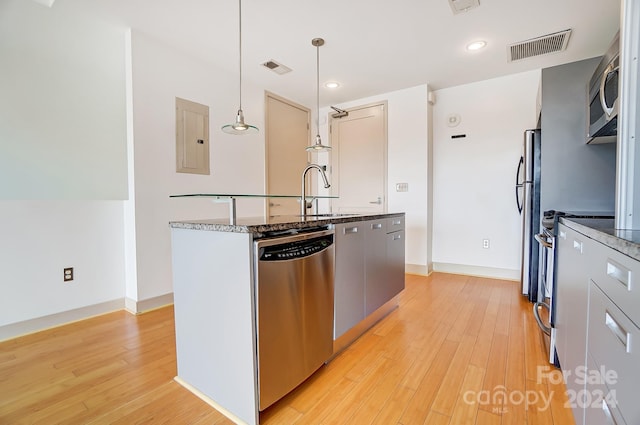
[[316, 42, 320, 138], [238, 0, 243, 111]]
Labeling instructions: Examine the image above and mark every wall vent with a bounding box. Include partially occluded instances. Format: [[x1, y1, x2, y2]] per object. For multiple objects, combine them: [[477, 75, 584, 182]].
[[261, 60, 292, 75], [448, 0, 480, 14], [508, 29, 572, 62]]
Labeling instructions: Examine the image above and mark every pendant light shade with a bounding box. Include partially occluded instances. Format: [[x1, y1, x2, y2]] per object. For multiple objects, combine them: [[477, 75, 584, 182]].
[[222, 0, 258, 135], [306, 38, 331, 152]]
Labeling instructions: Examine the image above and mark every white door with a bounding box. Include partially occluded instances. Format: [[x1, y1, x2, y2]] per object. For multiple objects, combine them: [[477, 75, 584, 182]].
[[330, 102, 387, 213], [265, 92, 310, 216]]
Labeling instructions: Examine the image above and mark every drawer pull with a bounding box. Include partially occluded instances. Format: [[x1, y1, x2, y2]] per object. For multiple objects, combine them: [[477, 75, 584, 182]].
[[343, 226, 358, 234], [602, 398, 619, 425], [371, 223, 383, 230], [392, 219, 401, 226], [605, 311, 631, 353], [606, 259, 631, 289], [393, 234, 402, 241], [573, 240, 583, 253]]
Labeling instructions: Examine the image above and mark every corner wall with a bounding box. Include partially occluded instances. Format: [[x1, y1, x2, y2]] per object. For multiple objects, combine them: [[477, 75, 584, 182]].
[[129, 31, 267, 303], [432, 71, 540, 280], [0, 1, 129, 339]]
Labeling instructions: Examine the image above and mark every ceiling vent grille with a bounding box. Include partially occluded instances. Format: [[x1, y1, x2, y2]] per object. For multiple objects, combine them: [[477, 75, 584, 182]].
[[261, 60, 292, 75], [508, 29, 572, 62], [448, 0, 480, 14]]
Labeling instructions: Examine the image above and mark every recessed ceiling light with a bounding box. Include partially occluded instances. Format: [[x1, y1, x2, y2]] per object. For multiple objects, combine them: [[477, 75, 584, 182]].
[[325, 81, 340, 89], [466, 40, 487, 51]]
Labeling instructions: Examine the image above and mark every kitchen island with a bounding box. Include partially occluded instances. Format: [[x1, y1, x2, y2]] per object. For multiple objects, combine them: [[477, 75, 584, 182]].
[[169, 212, 405, 425]]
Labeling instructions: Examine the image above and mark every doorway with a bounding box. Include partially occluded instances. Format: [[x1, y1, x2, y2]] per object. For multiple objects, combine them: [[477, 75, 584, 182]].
[[330, 102, 387, 213], [265, 92, 310, 216]]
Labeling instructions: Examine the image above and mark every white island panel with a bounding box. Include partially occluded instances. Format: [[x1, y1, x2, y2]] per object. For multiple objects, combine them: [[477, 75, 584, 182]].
[[171, 228, 257, 425]]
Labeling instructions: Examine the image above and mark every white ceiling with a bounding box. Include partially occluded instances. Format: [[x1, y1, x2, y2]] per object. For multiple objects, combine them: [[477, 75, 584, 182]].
[[74, 0, 620, 107]]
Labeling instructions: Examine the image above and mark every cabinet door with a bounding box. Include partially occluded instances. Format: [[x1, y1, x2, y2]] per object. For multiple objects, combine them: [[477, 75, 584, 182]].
[[364, 219, 388, 316], [386, 230, 405, 301], [556, 224, 590, 425], [555, 225, 571, 368], [589, 280, 639, 425], [334, 222, 365, 338]]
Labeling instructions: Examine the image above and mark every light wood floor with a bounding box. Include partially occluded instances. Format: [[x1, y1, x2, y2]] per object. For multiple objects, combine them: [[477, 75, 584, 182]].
[[0, 273, 575, 425]]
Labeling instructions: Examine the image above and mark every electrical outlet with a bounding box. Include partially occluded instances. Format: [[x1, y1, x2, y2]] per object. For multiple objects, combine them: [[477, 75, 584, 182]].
[[64, 267, 74, 282], [482, 239, 490, 249]]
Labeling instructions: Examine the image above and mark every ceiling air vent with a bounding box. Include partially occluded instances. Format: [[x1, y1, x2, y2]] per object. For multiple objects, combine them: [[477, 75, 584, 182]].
[[508, 29, 572, 62], [448, 0, 480, 14], [261, 60, 292, 75]]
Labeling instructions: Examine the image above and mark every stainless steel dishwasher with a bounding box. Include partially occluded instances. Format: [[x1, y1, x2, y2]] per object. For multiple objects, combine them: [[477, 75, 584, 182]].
[[254, 227, 335, 411]]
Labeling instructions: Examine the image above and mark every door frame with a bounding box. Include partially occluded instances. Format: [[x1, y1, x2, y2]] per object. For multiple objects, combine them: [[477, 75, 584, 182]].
[[329, 100, 388, 212]]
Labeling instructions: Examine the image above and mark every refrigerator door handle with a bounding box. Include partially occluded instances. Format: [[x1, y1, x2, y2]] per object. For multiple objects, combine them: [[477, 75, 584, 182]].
[[515, 156, 524, 214]]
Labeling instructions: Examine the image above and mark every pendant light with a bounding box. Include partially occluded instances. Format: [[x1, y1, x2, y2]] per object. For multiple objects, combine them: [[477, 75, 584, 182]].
[[222, 0, 258, 135], [306, 38, 332, 152]]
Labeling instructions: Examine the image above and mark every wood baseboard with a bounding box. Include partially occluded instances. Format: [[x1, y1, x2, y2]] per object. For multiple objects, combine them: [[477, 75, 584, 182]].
[[405, 263, 431, 276], [125, 293, 174, 314], [1, 292, 175, 342], [432, 262, 519, 281], [0, 298, 124, 342]]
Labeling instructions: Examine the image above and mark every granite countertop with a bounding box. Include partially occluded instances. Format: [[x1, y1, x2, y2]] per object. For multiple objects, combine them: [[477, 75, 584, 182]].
[[560, 217, 640, 261], [169, 212, 405, 236]]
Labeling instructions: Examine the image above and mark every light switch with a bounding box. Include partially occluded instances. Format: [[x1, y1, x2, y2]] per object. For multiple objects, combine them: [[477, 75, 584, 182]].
[[396, 183, 409, 192]]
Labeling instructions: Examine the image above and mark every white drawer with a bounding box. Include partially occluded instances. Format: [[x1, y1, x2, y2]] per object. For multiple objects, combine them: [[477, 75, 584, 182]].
[[591, 240, 640, 328], [386, 216, 404, 232], [588, 281, 640, 425]]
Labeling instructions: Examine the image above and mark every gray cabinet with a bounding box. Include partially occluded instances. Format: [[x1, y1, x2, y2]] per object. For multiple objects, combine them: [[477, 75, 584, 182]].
[[385, 218, 406, 307], [586, 240, 640, 425], [557, 221, 640, 425], [555, 224, 589, 425], [333, 215, 405, 342], [364, 217, 406, 316], [334, 222, 365, 338], [586, 281, 634, 425], [364, 219, 389, 315]]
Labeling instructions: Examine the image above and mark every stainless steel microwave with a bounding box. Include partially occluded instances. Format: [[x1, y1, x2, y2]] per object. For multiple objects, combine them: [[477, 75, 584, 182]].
[[586, 31, 619, 144]]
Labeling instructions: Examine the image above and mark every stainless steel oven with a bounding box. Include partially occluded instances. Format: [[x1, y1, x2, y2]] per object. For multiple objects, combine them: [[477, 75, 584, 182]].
[[534, 225, 556, 365], [533, 211, 615, 366]]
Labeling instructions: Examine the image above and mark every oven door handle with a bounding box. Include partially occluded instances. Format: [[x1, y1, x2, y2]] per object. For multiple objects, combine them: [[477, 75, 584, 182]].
[[533, 302, 552, 336], [534, 233, 553, 248]]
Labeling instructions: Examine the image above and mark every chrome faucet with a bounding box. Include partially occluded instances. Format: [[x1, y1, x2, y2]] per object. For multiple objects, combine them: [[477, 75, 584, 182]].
[[301, 164, 330, 216]]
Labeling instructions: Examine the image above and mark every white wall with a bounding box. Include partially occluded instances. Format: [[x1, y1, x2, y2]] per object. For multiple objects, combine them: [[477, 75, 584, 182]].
[[323, 85, 430, 271], [432, 70, 540, 279], [0, 1, 129, 337], [0, 0, 128, 200], [129, 32, 267, 303], [0, 202, 126, 327]]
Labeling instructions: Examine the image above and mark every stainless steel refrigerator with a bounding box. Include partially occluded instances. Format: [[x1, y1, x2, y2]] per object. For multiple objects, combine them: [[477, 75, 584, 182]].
[[516, 129, 541, 302]]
